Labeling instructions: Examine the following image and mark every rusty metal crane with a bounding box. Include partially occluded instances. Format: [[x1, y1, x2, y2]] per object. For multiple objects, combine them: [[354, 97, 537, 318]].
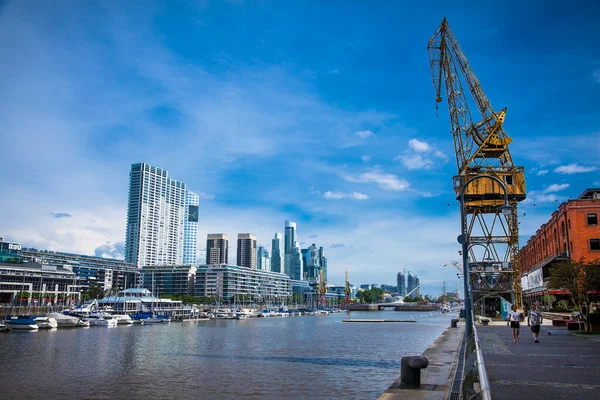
[[428, 18, 526, 309], [344, 268, 352, 307]]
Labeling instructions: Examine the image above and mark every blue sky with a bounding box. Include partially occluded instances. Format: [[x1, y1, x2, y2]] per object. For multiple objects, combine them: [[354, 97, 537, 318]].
[[1, 1, 599, 295]]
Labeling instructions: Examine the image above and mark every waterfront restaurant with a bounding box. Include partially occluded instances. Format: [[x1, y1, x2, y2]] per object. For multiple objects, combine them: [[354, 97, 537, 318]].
[[195, 264, 293, 302]]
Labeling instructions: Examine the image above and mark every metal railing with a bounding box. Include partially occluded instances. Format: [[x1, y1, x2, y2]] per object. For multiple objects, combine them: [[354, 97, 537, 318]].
[[461, 311, 492, 399]]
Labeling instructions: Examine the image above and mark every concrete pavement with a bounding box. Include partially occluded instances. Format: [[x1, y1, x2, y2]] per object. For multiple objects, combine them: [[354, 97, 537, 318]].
[[477, 323, 600, 400]]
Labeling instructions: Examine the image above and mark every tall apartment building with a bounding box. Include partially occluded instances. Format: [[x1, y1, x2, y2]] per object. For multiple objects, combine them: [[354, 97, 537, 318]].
[[397, 272, 406, 296], [407, 273, 419, 297], [302, 244, 327, 282], [206, 234, 228, 265], [183, 191, 199, 265], [271, 233, 283, 273], [290, 242, 303, 281], [237, 233, 257, 269], [125, 163, 186, 267], [284, 221, 296, 277]]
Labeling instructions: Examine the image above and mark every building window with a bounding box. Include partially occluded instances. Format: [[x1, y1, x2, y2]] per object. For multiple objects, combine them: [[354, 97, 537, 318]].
[[587, 213, 598, 226], [591, 239, 600, 251]]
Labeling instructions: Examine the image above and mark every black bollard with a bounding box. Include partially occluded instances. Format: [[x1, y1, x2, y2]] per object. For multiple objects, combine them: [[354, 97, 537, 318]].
[[400, 356, 429, 386], [451, 318, 459, 328]]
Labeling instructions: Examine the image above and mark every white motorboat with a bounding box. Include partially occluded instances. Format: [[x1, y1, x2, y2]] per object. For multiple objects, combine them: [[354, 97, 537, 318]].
[[47, 312, 85, 327], [34, 317, 58, 329], [5, 316, 39, 330], [113, 314, 134, 325], [87, 313, 118, 327]]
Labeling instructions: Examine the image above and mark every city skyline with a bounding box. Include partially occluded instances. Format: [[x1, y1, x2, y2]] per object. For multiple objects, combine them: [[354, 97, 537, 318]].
[[1, 2, 599, 296]]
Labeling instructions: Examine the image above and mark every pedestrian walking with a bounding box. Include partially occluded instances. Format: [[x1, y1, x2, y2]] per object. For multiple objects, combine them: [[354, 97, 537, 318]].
[[507, 304, 521, 342], [528, 303, 543, 343]]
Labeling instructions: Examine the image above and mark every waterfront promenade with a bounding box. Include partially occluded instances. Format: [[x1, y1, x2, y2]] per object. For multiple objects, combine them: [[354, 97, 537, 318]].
[[477, 322, 600, 400]]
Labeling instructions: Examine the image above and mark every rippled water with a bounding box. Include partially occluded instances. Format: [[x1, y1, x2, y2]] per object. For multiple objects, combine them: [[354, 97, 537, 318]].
[[0, 310, 456, 399]]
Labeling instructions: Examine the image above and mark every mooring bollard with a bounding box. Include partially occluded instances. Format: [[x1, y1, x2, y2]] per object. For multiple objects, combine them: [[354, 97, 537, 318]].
[[451, 318, 459, 328], [400, 356, 429, 386]]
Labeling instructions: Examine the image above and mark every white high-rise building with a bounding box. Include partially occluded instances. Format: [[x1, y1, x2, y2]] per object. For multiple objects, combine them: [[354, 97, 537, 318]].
[[183, 191, 199, 265], [284, 221, 296, 277], [271, 233, 283, 273], [125, 163, 186, 267], [257, 246, 271, 271]]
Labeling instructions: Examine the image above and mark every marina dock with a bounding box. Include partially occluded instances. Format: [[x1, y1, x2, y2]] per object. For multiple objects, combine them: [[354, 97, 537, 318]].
[[343, 319, 416, 323]]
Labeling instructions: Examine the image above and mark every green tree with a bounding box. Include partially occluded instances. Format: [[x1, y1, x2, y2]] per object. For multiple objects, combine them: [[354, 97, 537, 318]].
[[88, 284, 104, 300], [548, 259, 600, 331]]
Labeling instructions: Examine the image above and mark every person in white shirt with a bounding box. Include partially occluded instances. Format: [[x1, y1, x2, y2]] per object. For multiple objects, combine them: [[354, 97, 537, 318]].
[[507, 304, 521, 342]]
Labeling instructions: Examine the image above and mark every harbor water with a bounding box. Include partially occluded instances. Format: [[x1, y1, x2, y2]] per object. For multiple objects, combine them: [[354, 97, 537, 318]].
[[0, 310, 455, 399]]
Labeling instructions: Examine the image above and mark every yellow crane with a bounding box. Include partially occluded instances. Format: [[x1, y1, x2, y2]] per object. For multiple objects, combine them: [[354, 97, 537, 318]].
[[344, 268, 352, 306], [428, 18, 526, 309], [318, 269, 328, 307]]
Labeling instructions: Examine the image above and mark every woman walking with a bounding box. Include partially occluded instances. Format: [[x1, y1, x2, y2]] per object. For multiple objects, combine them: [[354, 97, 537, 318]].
[[507, 304, 521, 342], [528, 303, 543, 343]]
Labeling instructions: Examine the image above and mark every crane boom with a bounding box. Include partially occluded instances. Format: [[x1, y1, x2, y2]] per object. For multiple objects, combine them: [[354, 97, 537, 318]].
[[428, 18, 526, 309]]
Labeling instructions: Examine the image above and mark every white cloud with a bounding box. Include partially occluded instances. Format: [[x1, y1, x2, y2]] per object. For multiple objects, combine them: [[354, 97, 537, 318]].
[[554, 163, 598, 174], [434, 150, 448, 160], [323, 191, 369, 200], [408, 138, 431, 152], [536, 169, 548, 176], [396, 154, 434, 170], [345, 170, 410, 191], [593, 69, 600, 83], [594, 181, 600, 186], [543, 183, 569, 193], [522, 190, 560, 204], [355, 130, 374, 139], [361, 155, 371, 162]]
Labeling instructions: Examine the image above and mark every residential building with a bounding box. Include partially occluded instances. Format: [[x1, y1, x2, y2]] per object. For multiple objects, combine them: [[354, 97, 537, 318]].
[[257, 246, 270, 271], [237, 233, 257, 269], [380, 284, 397, 293], [407, 273, 420, 297], [206, 234, 228, 264], [519, 188, 600, 302], [271, 233, 283, 273], [140, 265, 197, 296], [284, 221, 296, 277], [125, 163, 186, 267], [183, 191, 199, 265], [397, 272, 406, 296], [302, 244, 327, 282], [195, 264, 292, 300]]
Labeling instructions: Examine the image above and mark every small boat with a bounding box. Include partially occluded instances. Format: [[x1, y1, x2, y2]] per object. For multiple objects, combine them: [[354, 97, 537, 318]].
[[34, 317, 58, 329], [0, 323, 7, 332], [87, 313, 118, 327], [5, 315, 39, 330]]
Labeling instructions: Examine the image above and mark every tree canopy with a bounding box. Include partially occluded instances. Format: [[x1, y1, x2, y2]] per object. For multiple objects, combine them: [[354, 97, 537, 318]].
[[357, 288, 384, 304], [548, 259, 600, 331]]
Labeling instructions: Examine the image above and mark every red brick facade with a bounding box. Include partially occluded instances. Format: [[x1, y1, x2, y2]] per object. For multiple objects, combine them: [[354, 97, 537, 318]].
[[519, 189, 600, 274]]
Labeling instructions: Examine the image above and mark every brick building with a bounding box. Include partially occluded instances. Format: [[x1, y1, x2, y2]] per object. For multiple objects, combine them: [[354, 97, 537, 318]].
[[519, 188, 600, 303]]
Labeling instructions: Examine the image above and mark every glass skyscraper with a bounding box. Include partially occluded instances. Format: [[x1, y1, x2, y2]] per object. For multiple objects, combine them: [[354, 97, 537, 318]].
[[125, 163, 186, 267], [271, 233, 283, 273], [183, 191, 199, 265], [284, 221, 296, 277]]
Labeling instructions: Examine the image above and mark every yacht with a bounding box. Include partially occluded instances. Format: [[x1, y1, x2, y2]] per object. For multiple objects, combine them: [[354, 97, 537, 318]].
[[34, 316, 58, 329], [5, 315, 39, 330], [87, 313, 118, 327]]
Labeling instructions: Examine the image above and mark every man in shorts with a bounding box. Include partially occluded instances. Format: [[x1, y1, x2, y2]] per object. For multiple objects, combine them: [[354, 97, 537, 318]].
[[527, 303, 543, 343]]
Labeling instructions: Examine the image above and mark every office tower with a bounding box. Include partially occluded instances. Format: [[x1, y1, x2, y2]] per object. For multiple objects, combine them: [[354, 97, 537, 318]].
[[290, 242, 303, 281], [237, 233, 257, 269], [397, 272, 406, 296], [271, 233, 283, 273], [125, 163, 186, 267], [415, 277, 420, 297], [257, 246, 271, 271], [284, 221, 296, 277], [206, 234, 228, 264], [183, 191, 199, 265]]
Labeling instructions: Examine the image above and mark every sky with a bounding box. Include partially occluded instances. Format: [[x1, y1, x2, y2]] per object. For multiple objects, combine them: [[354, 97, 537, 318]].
[[0, 0, 599, 296]]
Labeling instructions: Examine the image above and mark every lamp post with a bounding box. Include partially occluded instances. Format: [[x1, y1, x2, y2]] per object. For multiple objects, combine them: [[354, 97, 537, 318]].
[[458, 174, 513, 337]]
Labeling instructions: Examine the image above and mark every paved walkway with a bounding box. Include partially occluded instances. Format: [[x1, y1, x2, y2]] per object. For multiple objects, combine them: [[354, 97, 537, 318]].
[[477, 323, 600, 400]]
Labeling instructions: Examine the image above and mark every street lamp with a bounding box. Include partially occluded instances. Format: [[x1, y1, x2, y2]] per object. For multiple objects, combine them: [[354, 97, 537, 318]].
[[458, 174, 513, 337]]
